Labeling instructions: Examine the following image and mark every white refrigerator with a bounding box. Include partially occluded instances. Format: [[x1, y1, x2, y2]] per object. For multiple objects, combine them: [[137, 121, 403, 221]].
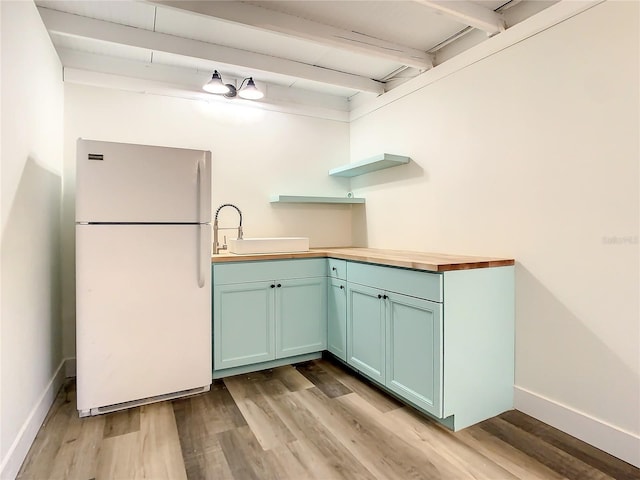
[[75, 139, 212, 417]]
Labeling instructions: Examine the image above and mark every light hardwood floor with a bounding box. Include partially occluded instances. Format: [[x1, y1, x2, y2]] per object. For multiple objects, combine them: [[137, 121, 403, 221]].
[[17, 358, 640, 480]]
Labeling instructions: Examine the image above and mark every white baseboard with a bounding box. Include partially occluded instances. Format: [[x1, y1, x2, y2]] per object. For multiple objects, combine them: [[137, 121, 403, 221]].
[[0, 358, 68, 480], [514, 385, 640, 468]]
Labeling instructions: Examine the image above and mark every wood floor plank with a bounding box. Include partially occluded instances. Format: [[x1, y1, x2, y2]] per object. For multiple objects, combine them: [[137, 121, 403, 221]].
[[173, 394, 216, 461], [296, 360, 353, 398], [480, 416, 617, 480], [96, 404, 186, 480], [18, 381, 106, 480], [285, 439, 355, 480], [48, 414, 104, 480], [224, 375, 296, 451], [261, 443, 318, 480], [17, 384, 77, 480], [257, 384, 377, 479], [338, 392, 482, 479], [217, 425, 279, 480], [173, 380, 247, 441], [179, 437, 234, 480], [272, 365, 315, 392], [456, 422, 570, 480], [320, 357, 404, 412], [103, 407, 140, 438], [383, 406, 520, 480], [499, 410, 640, 480], [172, 384, 243, 480], [97, 430, 144, 479], [299, 387, 448, 479], [138, 401, 188, 480]]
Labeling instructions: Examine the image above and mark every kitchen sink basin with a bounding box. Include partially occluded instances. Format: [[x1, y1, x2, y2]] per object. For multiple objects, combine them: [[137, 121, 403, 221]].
[[227, 237, 309, 254]]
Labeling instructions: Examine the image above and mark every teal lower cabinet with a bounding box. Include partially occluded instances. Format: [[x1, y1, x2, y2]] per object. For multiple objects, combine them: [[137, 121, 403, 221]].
[[213, 259, 327, 375], [214, 281, 275, 370], [327, 278, 347, 361], [346, 283, 386, 384], [276, 277, 327, 358], [345, 261, 514, 431], [345, 283, 443, 417], [386, 292, 442, 418]]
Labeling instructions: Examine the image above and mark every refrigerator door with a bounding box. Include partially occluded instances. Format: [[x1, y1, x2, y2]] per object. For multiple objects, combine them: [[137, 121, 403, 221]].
[[76, 224, 212, 413], [76, 139, 211, 224]]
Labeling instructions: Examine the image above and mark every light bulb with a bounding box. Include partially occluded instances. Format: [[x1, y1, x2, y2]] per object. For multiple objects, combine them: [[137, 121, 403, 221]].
[[238, 78, 264, 100], [203, 70, 230, 94]]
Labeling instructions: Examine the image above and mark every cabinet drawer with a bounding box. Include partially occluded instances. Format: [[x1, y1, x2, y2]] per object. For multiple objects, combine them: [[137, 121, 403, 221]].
[[347, 262, 442, 303], [328, 259, 347, 280], [214, 259, 326, 284]]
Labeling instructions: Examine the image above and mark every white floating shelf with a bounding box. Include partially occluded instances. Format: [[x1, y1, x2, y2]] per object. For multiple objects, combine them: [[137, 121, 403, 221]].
[[270, 195, 365, 204], [328, 153, 410, 177]]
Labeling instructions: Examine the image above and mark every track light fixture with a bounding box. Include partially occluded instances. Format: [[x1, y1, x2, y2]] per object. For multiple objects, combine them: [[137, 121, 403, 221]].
[[202, 70, 264, 100]]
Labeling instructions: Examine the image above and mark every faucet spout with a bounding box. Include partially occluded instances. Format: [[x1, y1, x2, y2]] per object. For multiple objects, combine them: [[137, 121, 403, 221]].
[[213, 204, 243, 254]]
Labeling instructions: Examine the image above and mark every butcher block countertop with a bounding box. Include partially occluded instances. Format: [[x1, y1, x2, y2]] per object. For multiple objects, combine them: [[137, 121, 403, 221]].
[[211, 247, 514, 272]]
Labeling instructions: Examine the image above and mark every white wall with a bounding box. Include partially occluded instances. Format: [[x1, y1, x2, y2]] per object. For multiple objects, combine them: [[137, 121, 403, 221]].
[[350, 0, 639, 465], [62, 84, 352, 362], [0, 1, 65, 478]]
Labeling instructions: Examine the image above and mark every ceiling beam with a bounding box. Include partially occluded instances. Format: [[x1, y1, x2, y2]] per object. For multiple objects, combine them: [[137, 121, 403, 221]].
[[37, 7, 385, 95], [412, 0, 506, 35], [63, 67, 351, 122], [57, 48, 351, 113], [147, 1, 433, 70]]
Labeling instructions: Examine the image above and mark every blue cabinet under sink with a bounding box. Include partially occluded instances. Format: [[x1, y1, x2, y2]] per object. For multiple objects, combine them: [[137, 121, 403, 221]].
[[213, 259, 326, 373]]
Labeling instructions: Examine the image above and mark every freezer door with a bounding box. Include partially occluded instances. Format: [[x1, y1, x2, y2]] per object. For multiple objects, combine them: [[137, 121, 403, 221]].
[[76, 139, 211, 223], [76, 224, 212, 412]]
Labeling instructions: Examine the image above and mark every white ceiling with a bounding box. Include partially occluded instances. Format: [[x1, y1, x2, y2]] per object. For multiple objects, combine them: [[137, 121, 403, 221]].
[[36, 0, 559, 112]]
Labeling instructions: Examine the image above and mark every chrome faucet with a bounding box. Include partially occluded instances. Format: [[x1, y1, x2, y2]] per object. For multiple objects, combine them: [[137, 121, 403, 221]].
[[213, 204, 243, 254]]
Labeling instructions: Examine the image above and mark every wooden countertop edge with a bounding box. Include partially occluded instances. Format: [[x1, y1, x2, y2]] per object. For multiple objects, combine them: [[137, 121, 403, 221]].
[[211, 248, 514, 272]]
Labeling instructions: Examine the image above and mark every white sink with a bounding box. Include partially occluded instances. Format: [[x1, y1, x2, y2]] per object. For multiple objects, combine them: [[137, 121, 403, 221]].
[[227, 237, 309, 255]]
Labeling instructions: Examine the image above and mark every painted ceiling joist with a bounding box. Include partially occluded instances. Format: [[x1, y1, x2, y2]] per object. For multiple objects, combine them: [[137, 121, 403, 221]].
[[412, 0, 506, 36], [37, 7, 386, 95], [147, 0, 434, 70]]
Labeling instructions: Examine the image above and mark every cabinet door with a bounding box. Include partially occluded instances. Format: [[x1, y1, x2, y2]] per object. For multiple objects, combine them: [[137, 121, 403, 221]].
[[276, 277, 327, 358], [347, 283, 385, 384], [385, 292, 443, 418], [327, 278, 347, 361], [213, 281, 275, 370]]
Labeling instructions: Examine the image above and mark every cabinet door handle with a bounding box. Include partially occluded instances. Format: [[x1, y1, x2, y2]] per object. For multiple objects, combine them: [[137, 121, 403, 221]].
[[270, 284, 275, 288], [383, 294, 388, 300], [377, 294, 382, 299], [332, 267, 337, 271], [277, 283, 282, 288], [339, 285, 344, 290]]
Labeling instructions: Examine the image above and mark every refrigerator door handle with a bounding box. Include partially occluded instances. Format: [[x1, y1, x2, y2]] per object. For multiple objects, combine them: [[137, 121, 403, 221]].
[[198, 224, 207, 288], [197, 156, 207, 224]]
